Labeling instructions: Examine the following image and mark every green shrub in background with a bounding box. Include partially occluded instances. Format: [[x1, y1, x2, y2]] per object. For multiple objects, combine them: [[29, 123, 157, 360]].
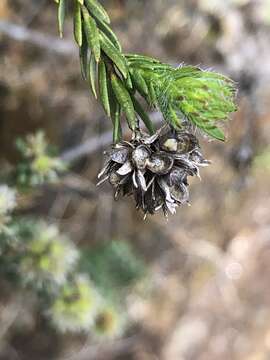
[[0, 131, 146, 338]]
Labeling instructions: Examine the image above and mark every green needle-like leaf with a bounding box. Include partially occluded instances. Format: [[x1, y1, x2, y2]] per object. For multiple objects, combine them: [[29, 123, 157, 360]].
[[147, 81, 158, 107], [130, 63, 237, 140], [94, 17, 122, 51], [107, 80, 122, 142], [98, 60, 111, 116], [126, 54, 161, 64], [130, 69, 149, 97], [131, 95, 155, 134], [79, 30, 88, 79], [171, 68, 236, 139], [82, 6, 100, 62], [84, 0, 110, 24], [204, 126, 225, 141], [74, 1, 82, 46], [111, 74, 136, 131], [166, 105, 182, 129], [58, 0, 66, 38], [54, 0, 237, 141], [112, 102, 121, 143], [87, 54, 97, 98], [99, 33, 128, 79]]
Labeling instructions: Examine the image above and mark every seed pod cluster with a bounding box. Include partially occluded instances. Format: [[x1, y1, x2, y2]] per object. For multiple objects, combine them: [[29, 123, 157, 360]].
[[98, 126, 210, 217]]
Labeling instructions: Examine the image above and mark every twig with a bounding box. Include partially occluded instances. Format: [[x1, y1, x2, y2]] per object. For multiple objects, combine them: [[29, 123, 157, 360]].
[[45, 174, 97, 199], [60, 111, 163, 163], [60, 334, 139, 360], [24, 0, 47, 26], [0, 20, 75, 55]]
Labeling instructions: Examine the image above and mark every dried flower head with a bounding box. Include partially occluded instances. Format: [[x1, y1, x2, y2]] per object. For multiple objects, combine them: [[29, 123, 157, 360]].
[[98, 126, 210, 217]]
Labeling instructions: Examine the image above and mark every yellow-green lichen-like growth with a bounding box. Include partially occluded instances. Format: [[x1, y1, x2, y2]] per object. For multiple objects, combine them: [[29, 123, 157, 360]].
[[19, 223, 79, 286], [49, 275, 99, 332]]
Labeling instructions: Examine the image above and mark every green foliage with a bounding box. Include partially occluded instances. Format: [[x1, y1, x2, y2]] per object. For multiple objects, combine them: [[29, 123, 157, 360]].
[[79, 240, 146, 300], [0, 130, 149, 336], [54, 0, 237, 142], [128, 60, 237, 140], [15, 131, 66, 188], [0, 213, 142, 336]]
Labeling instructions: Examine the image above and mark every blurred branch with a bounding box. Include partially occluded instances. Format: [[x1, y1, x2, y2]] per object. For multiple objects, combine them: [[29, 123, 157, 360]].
[[60, 111, 163, 163], [0, 297, 22, 340], [0, 20, 76, 55], [24, 0, 47, 26], [60, 127, 117, 163], [47, 174, 97, 199]]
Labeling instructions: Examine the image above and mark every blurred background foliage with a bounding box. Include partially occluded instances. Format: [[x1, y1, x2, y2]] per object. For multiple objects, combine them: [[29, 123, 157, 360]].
[[0, 0, 270, 359]]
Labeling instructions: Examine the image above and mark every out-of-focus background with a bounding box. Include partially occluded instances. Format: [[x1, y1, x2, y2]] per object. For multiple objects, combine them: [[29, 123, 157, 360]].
[[0, 0, 270, 359]]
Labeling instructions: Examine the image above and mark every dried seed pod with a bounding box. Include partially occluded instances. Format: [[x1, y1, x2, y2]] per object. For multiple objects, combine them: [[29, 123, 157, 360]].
[[116, 161, 133, 176], [132, 145, 151, 170], [97, 126, 209, 216], [109, 147, 129, 164], [109, 172, 122, 187], [146, 153, 174, 175], [176, 132, 199, 153], [165, 167, 187, 186], [190, 149, 211, 166]]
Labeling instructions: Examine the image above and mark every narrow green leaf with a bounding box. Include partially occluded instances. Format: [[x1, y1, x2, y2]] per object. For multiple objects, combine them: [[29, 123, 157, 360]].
[[204, 127, 225, 141], [111, 74, 136, 131], [79, 30, 88, 79], [82, 6, 100, 62], [58, 0, 66, 38], [112, 102, 121, 143], [98, 60, 111, 116], [77, 0, 84, 4], [94, 17, 121, 51], [166, 105, 182, 129], [87, 54, 97, 98], [126, 73, 133, 90], [99, 33, 128, 79], [129, 61, 172, 73], [84, 0, 110, 24], [131, 95, 155, 134], [74, 1, 82, 46], [147, 81, 158, 107], [107, 79, 122, 142], [130, 69, 149, 97], [126, 54, 161, 64]]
